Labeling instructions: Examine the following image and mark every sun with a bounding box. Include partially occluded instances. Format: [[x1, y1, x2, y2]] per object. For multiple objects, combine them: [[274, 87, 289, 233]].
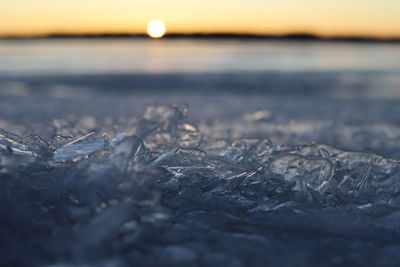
[[147, 20, 166, 39]]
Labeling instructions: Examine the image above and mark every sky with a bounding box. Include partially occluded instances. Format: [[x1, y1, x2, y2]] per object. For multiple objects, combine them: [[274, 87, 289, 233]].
[[1, 0, 400, 37]]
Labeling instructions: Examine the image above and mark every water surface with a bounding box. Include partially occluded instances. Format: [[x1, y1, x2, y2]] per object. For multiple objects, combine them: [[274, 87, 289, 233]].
[[0, 39, 399, 75]]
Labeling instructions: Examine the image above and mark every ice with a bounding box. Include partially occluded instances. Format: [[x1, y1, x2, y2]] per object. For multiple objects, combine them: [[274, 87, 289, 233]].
[[269, 153, 334, 193], [53, 138, 109, 163], [1, 104, 400, 266], [0, 129, 49, 157]]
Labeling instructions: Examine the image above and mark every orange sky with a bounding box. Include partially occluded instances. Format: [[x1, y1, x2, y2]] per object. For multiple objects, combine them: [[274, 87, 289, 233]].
[[1, 0, 400, 37]]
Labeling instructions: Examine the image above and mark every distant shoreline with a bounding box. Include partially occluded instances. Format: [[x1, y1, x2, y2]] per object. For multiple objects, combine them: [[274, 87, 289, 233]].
[[1, 33, 400, 43]]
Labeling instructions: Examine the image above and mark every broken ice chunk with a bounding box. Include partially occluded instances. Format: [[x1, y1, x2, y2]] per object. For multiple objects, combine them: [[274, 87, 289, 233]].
[[269, 153, 305, 180], [269, 153, 335, 193], [112, 134, 146, 173], [110, 132, 126, 146], [150, 147, 206, 167], [303, 158, 334, 193], [0, 129, 42, 157], [53, 138, 108, 163]]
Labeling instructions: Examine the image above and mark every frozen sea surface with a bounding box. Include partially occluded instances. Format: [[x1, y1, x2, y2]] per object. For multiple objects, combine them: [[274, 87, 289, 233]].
[[1, 39, 400, 266]]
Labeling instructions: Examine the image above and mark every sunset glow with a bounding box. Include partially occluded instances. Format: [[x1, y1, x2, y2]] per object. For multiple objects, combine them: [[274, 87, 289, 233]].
[[1, 0, 400, 37]]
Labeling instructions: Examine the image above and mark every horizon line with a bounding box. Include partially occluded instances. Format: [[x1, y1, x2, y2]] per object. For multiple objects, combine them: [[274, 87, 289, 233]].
[[1, 32, 400, 42]]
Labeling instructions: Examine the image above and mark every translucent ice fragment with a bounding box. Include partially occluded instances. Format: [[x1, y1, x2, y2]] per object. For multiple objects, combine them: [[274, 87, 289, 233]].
[[0, 129, 46, 157], [269, 153, 334, 193], [269, 153, 306, 181], [149, 147, 180, 167], [224, 139, 261, 161], [355, 163, 372, 192], [150, 147, 206, 167], [53, 137, 108, 162], [110, 132, 126, 146], [112, 134, 146, 173], [303, 158, 334, 193]]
